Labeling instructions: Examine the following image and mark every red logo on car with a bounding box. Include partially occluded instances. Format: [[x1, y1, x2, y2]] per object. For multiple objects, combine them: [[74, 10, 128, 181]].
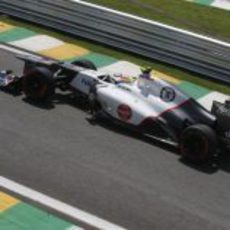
[[117, 104, 132, 121]]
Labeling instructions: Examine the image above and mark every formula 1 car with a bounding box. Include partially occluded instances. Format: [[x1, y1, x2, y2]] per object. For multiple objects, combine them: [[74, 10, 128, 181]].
[[1, 54, 229, 162]]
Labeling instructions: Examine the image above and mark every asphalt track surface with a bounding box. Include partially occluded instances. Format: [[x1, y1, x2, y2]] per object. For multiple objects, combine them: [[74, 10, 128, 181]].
[[0, 48, 230, 230]]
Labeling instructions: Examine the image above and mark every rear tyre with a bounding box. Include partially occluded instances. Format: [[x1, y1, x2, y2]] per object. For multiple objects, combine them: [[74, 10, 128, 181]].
[[71, 59, 97, 70], [180, 124, 217, 162], [23, 67, 55, 101]]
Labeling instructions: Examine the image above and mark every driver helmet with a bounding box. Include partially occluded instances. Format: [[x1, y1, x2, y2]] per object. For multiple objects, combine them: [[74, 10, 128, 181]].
[[141, 66, 152, 74], [114, 73, 136, 84], [140, 66, 153, 79]]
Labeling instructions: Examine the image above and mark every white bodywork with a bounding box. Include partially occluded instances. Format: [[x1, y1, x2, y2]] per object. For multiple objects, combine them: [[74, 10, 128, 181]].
[[70, 70, 190, 126], [0, 71, 17, 87]]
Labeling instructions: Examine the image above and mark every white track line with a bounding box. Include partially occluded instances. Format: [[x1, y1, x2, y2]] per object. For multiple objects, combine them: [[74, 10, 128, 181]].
[[0, 176, 127, 230]]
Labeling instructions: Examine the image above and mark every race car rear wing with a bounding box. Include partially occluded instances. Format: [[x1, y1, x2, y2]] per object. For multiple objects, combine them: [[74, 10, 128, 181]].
[[16, 54, 86, 74]]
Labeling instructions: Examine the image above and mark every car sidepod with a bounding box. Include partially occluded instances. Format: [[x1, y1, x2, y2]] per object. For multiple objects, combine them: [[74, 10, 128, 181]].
[[157, 98, 217, 141], [96, 84, 157, 125]]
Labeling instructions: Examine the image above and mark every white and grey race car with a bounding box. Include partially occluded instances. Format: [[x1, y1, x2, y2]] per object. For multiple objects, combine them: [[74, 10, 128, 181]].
[[1, 54, 229, 162]]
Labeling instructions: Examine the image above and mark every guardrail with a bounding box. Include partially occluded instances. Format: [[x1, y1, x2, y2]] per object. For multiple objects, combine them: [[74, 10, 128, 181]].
[[0, 0, 229, 85]]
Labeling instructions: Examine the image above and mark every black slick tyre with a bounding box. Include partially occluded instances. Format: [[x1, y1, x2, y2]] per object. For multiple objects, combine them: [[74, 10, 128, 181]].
[[23, 67, 55, 101], [180, 124, 217, 162], [71, 59, 97, 70]]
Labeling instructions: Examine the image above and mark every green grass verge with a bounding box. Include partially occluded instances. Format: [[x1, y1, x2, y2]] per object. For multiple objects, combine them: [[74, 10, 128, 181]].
[[85, 0, 230, 42], [1, 16, 229, 94]]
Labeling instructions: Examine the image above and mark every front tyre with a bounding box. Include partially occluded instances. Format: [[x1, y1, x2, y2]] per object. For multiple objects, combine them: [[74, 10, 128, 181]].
[[23, 67, 55, 102], [180, 124, 217, 162], [71, 59, 97, 70]]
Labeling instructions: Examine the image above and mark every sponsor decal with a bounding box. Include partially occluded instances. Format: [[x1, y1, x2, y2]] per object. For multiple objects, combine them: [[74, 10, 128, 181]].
[[117, 104, 132, 121], [160, 87, 176, 102], [81, 78, 92, 87]]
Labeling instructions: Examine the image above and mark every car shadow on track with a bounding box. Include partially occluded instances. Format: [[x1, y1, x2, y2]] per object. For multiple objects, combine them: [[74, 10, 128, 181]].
[[22, 92, 79, 110], [93, 116, 230, 175], [22, 97, 55, 110], [87, 116, 178, 155], [96, 118, 230, 174], [20, 92, 230, 175], [179, 149, 230, 174]]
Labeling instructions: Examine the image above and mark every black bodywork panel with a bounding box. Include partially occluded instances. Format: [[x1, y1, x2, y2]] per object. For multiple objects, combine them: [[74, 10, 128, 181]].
[[212, 100, 230, 146], [137, 98, 216, 142]]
